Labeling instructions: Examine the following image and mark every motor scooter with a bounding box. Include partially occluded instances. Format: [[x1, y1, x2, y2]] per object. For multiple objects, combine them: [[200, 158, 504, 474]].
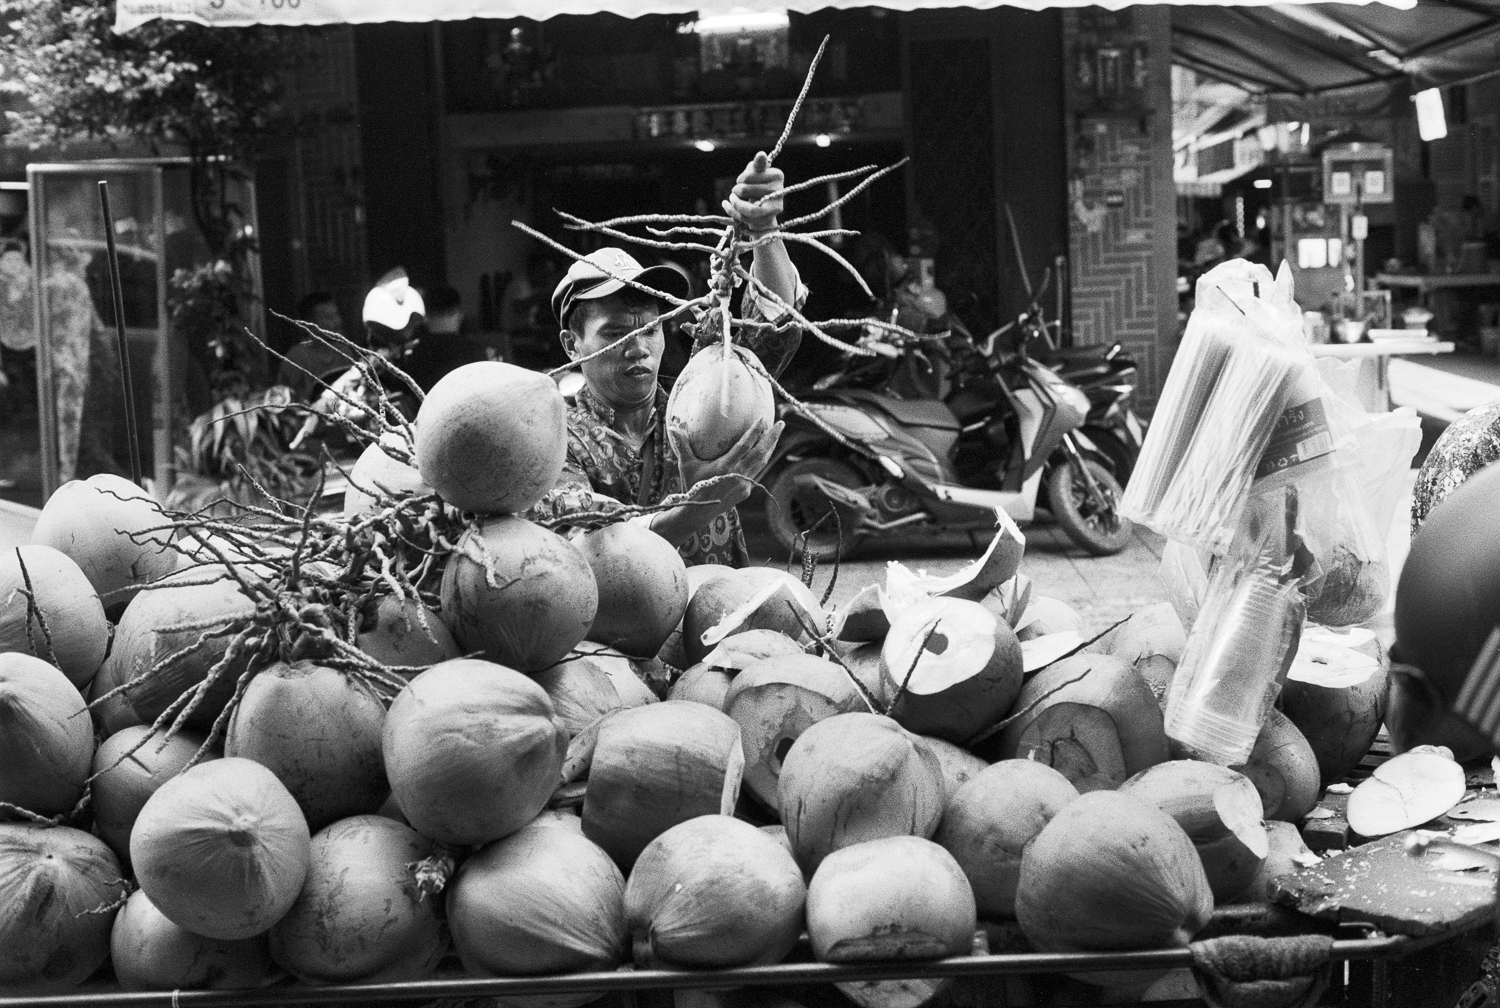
[[1035, 339, 1146, 483], [763, 329, 1133, 560]]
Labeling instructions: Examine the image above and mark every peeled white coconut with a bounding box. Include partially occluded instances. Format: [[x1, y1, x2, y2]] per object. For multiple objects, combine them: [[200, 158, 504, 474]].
[[343, 432, 431, 518], [834, 583, 889, 643], [92, 726, 208, 865], [572, 640, 666, 703], [270, 815, 447, 983], [447, 812, 627, 979], [666, 341, 774, 461], [354, 595, 460, 673], [532, 657, 655, 738], [670, 630, 808, 710], [778, 712, 944, 875], [724, 653, 866, 810], [841, 642, 893, 710], [626, 815, 805, 968], [1346, 748, 1466, 837], [415, 361, 567, 514], [1013, 596, 1085, 643], [881, 597, 1023, 746], [1088, 603, 1187, 665], [1019, 631, 1086, 674], [667, 664, 735, 710], [440, 515, 598, 672], [112, 889, 271, 992], [880, 514, 1027, 621], [131, 758, 311, 941], [1231, 709, 1320, 823], [577, 522, 689, 658], [933, 760, 1079, 918], [0, 652, 94, 818], [0, 544, 107, 689], [807, 835, 976, 961], [920, 736, 990, 807], [1016, 791, 1213, 987], [660, 564, 738, 669], [383, 659, 568, 846], [225, 661, 389, 832], [1119, 760, 1268, 902], [565, 701, 745, 868], [0, 823, 130, 994], [31, 473, 177, 618], [683, 568, 824, 665]]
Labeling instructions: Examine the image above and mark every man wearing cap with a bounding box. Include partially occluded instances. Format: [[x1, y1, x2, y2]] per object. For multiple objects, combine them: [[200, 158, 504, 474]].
[[528, 153, 802, 568]]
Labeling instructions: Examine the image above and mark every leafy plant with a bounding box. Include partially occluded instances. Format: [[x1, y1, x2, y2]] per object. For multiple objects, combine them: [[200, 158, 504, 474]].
[[166, 386, 321, 517]]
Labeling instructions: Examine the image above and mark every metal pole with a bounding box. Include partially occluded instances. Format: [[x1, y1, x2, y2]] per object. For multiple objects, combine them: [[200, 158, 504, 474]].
[[97, 180, 144, 488]]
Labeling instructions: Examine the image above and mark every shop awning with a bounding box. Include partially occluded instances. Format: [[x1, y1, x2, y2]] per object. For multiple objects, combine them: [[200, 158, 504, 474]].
[[1172, 0, 1500, 94], [115, 0, 1414, 33]]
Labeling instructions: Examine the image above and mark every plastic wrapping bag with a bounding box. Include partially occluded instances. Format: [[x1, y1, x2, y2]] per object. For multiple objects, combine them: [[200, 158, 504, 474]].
[[1123, 261, 1332, 554], [1160, 540, 1213, 631]]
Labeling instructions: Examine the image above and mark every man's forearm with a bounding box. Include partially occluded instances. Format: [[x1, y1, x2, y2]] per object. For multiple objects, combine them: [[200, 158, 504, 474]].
[[635, 501, 729, 547], [750, 231, 799, 311]]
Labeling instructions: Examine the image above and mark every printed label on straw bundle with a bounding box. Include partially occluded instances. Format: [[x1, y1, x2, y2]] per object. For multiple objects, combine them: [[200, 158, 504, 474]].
[[1255, 396, 1334, 480]]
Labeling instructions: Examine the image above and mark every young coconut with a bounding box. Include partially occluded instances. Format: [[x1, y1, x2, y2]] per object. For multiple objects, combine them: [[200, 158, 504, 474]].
[[343, 432, 432, 519], [1346, 747, 1467, 837], [1119, 761, 1269, 903], [1230, 709, 1320, 823], [833, 584, 889, 643], [666, 340, 774, 461], [724, 653, 867, 810], [110, 566, 257, 731], [987, 652, 1169, 792], [532, 656, 654, 738], [1232, 820, 1319, 904], [131, 758, 311, 941], [414, 361, 568, 514], [0, 652, 93, 818], [270, 815, 448, 983], [778, 712, 944, 876], [920, 736, 990, 808], [1278, 628, 1387, 786], [761, 824, 795, 857], [87, 655, 145, 737], [565, 701, 744, 869], [667, 663, 735, 710], [225, 661, 389, 832], [92, 725, 210, 865], [0, 544, 107, 689], [807, 835, 976, 962], [572, 640, 666, 703], [384, 659, 568, 846], [447, 812, 627, 992], [881, 597, 1024, 746], [659, 564, 738, 670], [0, 823, 130, 994], [682, 567, 824, 665], [576, 522, 689, 658], [112, 890, 272, 992], [933, 760, 1079, 919], [1013, 596, 1085, 643], [440, 516, 599, 672], [354, 595, 460, 673], [1088, 603, 1187, 665], [840, 642, 894, 710], [31, 473, 177, 618], [1016, 791, 1213, 987], [626, 815, 805, 968]]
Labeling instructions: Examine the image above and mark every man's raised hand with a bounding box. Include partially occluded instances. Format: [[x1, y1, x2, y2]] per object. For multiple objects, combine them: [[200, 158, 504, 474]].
[[724, 152, 785, 233]]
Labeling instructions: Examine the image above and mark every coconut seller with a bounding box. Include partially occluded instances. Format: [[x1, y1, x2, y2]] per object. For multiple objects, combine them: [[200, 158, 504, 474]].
[[526, 153, 803, 568]]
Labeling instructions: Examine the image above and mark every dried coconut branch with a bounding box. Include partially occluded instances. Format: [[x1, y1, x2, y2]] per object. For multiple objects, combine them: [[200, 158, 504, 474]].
[[512, 221, 689, 308], [780, 158, 910, 230], [767, 35, 829, 165]]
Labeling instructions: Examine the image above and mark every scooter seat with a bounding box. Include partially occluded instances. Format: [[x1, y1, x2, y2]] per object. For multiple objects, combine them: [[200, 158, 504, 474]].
[[834, 389, 961, 431]]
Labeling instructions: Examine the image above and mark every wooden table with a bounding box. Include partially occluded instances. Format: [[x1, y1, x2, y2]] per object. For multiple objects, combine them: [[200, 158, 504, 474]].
[[1309, 339, 1455, 411]]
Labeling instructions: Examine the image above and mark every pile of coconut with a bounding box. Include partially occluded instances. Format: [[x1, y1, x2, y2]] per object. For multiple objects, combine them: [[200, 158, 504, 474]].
[[0, 357, 1437, 1007]]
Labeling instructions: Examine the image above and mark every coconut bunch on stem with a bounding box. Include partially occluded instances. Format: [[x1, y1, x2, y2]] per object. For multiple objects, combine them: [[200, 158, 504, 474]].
[[516, 35, 945, 437]]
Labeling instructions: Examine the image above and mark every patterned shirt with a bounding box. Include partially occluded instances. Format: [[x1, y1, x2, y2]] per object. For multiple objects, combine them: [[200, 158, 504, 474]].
[[527, 279, 805, 568]]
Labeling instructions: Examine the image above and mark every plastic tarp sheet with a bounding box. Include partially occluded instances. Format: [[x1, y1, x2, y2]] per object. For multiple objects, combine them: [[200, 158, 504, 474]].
[[1173, 0, 1500, 95], [115, 0, 1415, 33]]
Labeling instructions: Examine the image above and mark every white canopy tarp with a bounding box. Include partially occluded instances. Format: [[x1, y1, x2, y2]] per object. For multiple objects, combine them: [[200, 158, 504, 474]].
[[115, 0, 1415, 33]]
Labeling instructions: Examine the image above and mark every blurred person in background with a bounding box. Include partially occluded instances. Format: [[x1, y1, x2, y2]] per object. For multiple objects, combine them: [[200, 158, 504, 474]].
[[403, 284, 486, 392], [279, 291, 352, 401]]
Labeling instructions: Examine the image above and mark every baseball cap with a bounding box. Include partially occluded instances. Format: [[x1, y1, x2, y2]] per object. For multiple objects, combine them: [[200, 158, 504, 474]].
[[551, 247, 693, 328]]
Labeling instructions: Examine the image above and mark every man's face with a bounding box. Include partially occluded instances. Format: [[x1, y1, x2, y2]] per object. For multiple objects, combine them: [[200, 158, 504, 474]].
[[563, 295, 664, 411], [312, 302, 344, 335]]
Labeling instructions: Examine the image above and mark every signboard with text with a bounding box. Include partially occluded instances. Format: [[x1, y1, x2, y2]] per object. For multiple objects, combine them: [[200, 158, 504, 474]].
[[1321, 144, 1394, 206]]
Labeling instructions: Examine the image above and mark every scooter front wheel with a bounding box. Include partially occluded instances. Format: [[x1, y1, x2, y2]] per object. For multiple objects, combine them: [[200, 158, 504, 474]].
[[766, 457, 866, 562], [1047, 457, 1133, 556]]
